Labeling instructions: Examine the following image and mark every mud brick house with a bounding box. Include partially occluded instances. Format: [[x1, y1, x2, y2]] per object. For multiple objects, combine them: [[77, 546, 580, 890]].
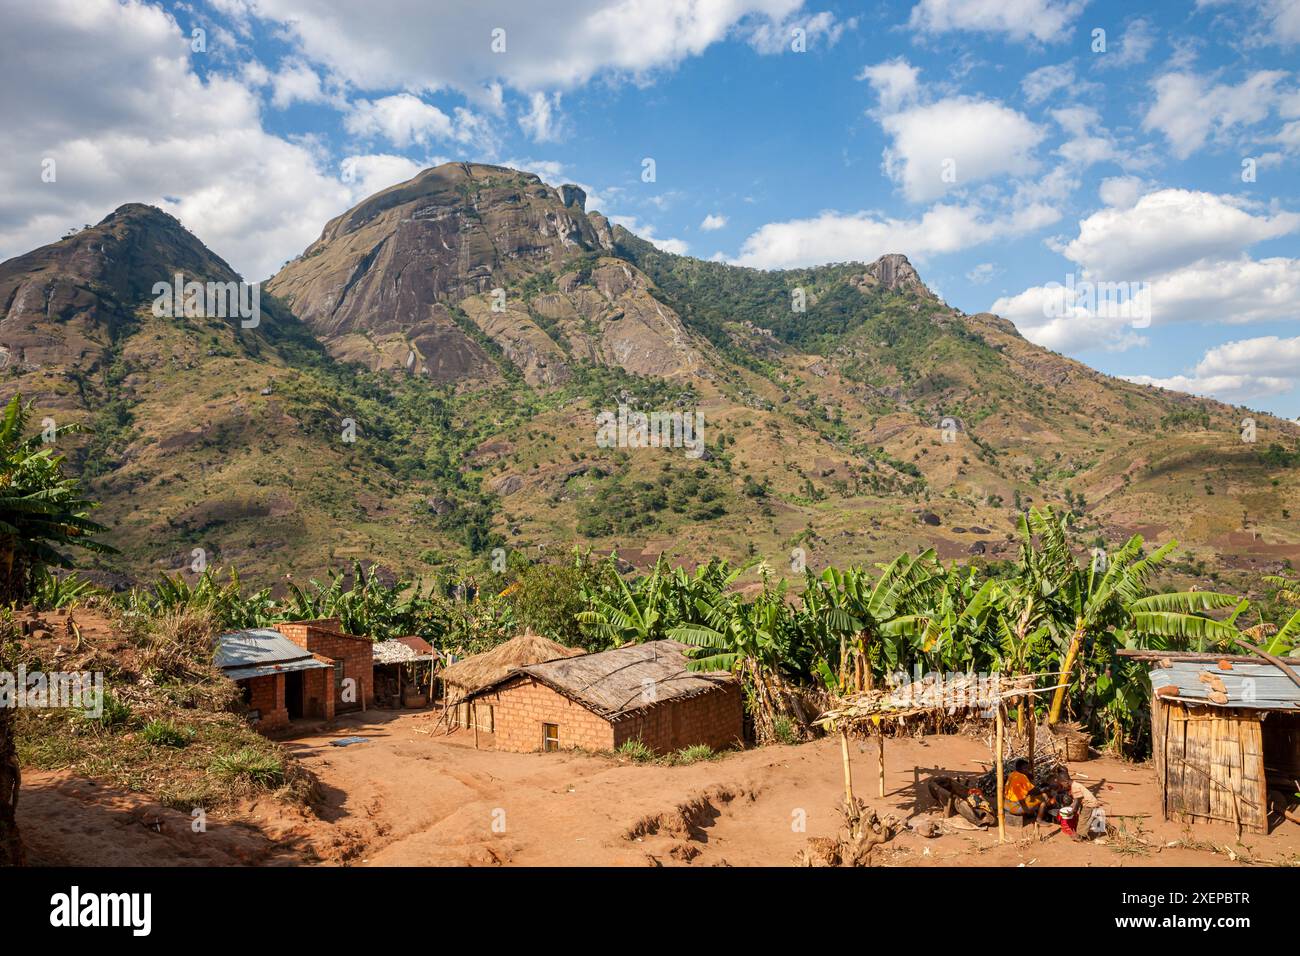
[[440, 630, 583, 732], [215, 629, 336, 732], [464, 640, 743, 754], [276, 619, 373, 713], [216, 618, 372, 732], [1123, 648, 1300, 834]]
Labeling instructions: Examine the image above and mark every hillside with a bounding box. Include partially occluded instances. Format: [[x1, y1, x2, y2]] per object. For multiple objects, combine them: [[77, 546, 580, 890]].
[[2, 163, 1299, 588]]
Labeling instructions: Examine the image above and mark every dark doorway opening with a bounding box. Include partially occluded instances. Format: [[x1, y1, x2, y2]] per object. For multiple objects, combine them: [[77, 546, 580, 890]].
[[285, 671, 305, 720], [1262, 712, 1300, 829]]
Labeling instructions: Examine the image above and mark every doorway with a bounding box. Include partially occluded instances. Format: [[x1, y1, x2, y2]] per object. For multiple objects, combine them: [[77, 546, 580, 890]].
[[285, 671, 305, 719]]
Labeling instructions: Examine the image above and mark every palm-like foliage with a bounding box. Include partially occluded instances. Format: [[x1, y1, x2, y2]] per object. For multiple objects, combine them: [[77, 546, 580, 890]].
[[0, 395, 114, 604], [803, 549, 943, 692], [1010, 507, 1245, 724], [575, 556, 745, 648]]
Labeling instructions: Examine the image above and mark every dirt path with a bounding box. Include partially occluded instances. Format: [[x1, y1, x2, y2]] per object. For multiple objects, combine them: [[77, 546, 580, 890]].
[[19, 711, 1300, 866]]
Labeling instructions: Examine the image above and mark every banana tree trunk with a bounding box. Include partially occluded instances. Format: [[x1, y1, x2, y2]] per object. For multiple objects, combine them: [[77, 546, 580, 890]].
[[1048, 620, 1085, 725]]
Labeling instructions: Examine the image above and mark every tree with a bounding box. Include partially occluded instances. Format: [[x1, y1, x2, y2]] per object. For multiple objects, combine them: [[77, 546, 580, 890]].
[[805, 550, 943, 693], [1016, 507, 1240, 725], [0, 395, 113, 605]]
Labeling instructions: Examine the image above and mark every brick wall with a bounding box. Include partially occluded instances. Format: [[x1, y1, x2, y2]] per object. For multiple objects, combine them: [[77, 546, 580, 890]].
[[302, 659, 335, 720], [475, 677, 615, 752], [476, 677, 743, 755], [277, 620, 373, 711], [242, 674, 288, 731], [612, 682, 743, 753]]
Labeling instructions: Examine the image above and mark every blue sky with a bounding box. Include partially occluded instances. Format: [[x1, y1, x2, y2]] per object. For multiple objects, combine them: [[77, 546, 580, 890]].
[[3, 0, 1299, 416]]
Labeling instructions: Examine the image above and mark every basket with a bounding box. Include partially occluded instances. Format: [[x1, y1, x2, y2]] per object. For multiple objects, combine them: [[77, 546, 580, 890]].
[[1049, 722, 1091, 762]]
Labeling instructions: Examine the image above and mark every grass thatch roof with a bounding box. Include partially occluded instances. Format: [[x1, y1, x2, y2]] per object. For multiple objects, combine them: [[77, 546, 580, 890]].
[[490, 640, 735, 721], [817, 672, 1037, 734], [441, 630, 582, 695]]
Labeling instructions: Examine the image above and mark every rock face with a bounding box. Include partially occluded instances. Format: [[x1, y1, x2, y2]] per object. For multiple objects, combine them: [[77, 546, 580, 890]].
[[267, 161, 708, 385], [852, 253, 933, 297], [0, 204, 242, 386]]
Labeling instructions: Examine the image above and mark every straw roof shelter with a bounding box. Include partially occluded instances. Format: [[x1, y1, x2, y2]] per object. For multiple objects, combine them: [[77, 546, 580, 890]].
[[488, 640, 734, 720], [817, 671, 1050, 842], [439, 630, 583, 732], [459, 640, 743, 754]]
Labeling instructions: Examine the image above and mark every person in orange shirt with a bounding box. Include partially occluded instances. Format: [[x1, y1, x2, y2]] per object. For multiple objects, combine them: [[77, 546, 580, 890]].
[[1003, 759, 1050, 821]]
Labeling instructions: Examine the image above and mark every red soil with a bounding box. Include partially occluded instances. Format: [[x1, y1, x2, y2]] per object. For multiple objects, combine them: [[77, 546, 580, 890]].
[[18, 710, 1300, 866]]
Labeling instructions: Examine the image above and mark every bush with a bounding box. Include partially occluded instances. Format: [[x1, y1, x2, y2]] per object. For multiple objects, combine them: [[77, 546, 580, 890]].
[[140, 719, 195, 748], [770, 716, 799, 745], [211, 747, 285, 786], [668, 744, 714, 765], [83, 691, 132, 729], [616, 739, 655, 763]]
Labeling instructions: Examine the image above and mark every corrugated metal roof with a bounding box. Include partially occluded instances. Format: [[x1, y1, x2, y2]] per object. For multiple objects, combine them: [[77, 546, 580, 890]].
[[223, 658, 331, 681], [1149, 661, 1300, 711], [216, 628, 319, 670]]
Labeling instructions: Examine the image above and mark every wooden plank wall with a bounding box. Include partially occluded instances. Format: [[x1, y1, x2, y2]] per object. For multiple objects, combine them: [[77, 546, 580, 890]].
[[1155, 699, 1268, 833]]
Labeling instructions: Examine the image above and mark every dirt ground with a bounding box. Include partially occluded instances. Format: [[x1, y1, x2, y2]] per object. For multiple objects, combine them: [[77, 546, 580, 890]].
[[19, 709, 1300, 867]]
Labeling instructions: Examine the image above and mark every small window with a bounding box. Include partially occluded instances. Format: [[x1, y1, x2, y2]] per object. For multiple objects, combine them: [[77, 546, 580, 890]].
[[542, 723, 560, 752], [334, 662, 345, 690]]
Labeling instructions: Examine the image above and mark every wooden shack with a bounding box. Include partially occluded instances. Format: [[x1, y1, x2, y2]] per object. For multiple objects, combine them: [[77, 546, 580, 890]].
[[1135, 653, 1300, 834]]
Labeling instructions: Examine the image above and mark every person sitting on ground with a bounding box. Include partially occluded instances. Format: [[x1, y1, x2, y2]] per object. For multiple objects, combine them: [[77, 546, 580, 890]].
[[1003, 758, 1050, 822]]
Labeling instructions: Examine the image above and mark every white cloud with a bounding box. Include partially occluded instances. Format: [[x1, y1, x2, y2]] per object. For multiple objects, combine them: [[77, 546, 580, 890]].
[[339, 153, 429, 198], [994, 184, 1300, 354], [344, 94, 455, 147], [240, 0, 806, 93], [1126, 335, 1300, 401], [1055, 188, 1300, 279], [881, 97, 1045, 202], [1097, 17, 1156, 69], [700, 214, 728, 230], [907, 0, 1086, 44], [243, 59, 340, 110], [859, 57, 921, 113], [966, 262, 999, 284], [1051, 106, 1124, 168], [519, 91, 563, 143], [0, 0, 361, 281], [1196, 0, 1300, 48], [1021, 62, 1076, 104], [1097, 175, 1143, 209], [610, 215, 689, 254], [1143, 69, 1292, 159], [995, 256, 1300, 353], [746, 10, 856, 53], [731, 200, 1059, 269]]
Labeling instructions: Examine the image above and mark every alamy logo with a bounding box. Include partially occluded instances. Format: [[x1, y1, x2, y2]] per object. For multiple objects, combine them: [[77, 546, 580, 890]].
[[1, 667, 103, 717], [152, 273, 260, 328], [595, 404, 705, 459], [49, 886, 152, 936], [1041, 273, 1151, 329]]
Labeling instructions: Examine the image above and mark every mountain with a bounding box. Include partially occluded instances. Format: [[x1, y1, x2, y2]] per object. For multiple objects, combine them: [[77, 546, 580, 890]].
[[3, 163, 1299, 588]]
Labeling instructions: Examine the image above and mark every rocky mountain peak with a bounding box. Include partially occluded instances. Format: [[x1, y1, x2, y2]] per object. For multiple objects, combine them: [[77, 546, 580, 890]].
[[858, 253, 932, 296]]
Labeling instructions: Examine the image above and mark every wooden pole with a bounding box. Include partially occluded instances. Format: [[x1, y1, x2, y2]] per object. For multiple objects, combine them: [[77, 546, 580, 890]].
[[1026, 692, 1036, 768], [877, 732, 886, 798], [995, 702, 1006, 843], [840, 729, 855, 805]]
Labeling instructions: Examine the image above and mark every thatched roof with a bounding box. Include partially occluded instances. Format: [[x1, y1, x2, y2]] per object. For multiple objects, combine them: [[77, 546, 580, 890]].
[[817, 672, 1037, 733], [441, 630, 582, 694], [483, 640, 735, 722]]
